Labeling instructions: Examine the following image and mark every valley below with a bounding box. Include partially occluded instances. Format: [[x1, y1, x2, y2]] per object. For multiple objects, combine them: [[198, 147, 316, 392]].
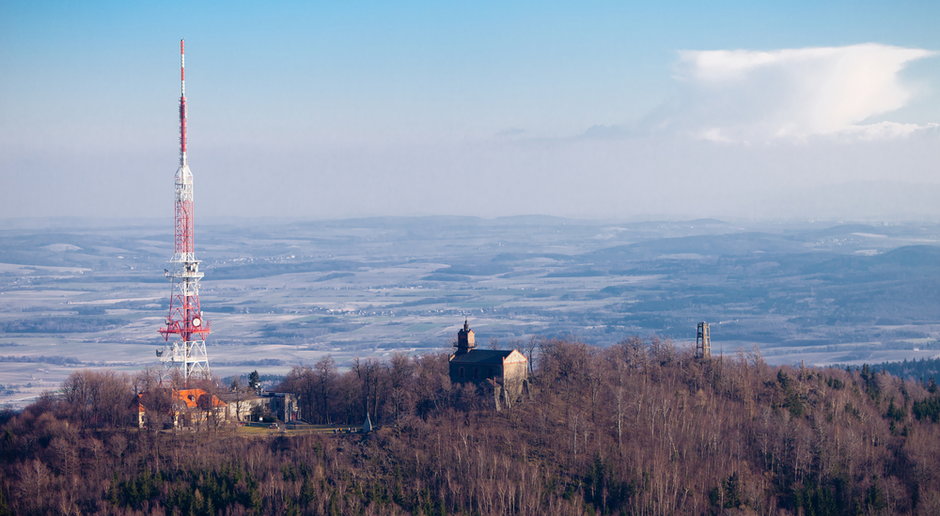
[[3, 216, 940, 407]]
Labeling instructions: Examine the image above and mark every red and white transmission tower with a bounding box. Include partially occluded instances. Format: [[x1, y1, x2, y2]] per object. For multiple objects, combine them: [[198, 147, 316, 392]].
[[158, 40, 211, 381]]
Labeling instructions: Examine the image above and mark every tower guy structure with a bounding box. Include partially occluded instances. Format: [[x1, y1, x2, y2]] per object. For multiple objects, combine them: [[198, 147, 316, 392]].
[[158, 40, 211, 381]]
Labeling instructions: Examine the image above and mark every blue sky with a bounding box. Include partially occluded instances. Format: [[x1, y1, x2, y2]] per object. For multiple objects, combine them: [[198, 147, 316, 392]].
[[2, 1, 939, 220]]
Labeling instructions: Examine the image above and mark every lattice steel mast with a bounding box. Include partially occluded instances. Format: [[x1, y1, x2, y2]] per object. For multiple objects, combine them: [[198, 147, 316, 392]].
[[695, 322, 711, 359], [158, 39, 211, 381]]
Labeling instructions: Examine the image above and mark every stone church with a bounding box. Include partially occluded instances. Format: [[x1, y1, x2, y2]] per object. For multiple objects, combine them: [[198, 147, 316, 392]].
[[448, 320, 528, 408]]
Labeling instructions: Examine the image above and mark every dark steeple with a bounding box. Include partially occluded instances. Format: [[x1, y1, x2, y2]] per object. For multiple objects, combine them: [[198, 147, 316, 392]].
[[454, 319, 476, 355]]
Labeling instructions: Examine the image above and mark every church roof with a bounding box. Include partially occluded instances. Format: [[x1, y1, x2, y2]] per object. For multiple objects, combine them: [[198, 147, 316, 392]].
[[450, 349, 516, 365]]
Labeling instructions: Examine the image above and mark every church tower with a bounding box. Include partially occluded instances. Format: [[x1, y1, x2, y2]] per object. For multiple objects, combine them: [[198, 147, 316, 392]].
[[454, 319, 476, 355]]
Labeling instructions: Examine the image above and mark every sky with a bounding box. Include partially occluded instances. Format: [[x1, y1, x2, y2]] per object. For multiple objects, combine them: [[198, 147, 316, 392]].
[[1, 1, 939, 222]]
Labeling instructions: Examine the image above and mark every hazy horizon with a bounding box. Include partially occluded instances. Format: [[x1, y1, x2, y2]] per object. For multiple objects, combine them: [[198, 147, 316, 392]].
[[2, 2, 939, 222]]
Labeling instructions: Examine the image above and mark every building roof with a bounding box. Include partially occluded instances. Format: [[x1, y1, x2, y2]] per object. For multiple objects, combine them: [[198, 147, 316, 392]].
[[450, 349, 517, 365], [138, 388, 227, 412], [176, 388, 226, 408], [218, 392, 266, 404]]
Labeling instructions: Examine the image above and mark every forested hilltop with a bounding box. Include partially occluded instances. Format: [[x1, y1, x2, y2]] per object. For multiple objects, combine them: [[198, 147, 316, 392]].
[[2, 338, 940, 515], [863, 357, 940, 386]]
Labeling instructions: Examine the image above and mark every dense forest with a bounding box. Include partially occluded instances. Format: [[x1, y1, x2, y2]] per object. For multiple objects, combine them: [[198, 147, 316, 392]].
[[2, 338, 940, 515], [862, 357, 940, 387]]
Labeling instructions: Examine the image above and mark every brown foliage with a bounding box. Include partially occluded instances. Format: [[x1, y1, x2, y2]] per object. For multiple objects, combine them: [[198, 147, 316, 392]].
[[2, 339, 940, 515]]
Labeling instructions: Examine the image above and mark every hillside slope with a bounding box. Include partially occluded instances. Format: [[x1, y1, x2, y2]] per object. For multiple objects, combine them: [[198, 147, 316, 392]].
[[1, 339, 939, 514]]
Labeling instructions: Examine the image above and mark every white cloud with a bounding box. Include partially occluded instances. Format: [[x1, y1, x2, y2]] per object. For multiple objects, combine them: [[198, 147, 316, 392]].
[[668, 44, 936, 143]]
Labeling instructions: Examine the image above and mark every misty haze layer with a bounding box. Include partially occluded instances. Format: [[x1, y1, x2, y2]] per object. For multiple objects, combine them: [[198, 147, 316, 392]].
[[1, 3, 938, 221]]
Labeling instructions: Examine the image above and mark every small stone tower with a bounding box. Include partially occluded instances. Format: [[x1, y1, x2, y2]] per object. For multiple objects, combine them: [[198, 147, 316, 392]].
[[695, 322, 711, 359], [454, 319, 476, 355]]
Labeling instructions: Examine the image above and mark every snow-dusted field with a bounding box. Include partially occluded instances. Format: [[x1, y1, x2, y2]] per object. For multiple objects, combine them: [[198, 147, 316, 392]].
[[4, 216, 940, 407]]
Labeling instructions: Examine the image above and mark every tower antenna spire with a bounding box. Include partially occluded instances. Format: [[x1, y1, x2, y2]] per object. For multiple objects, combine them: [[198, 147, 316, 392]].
[[179, 39, 187, 167]]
